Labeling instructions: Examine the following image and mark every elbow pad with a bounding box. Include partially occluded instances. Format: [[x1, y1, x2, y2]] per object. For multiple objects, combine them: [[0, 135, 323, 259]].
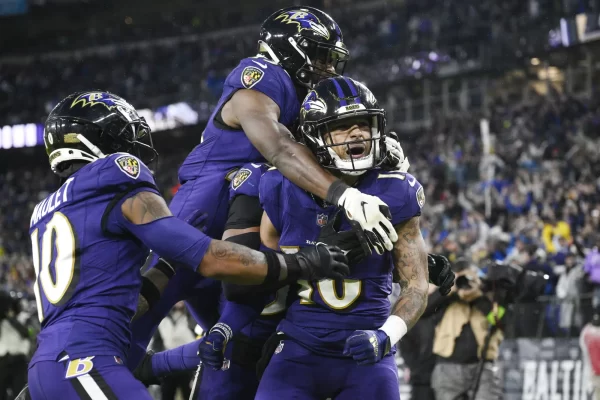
[[124, 216, 211, 272], [222, 281, 265, 302], [225, 232, 261, 250]]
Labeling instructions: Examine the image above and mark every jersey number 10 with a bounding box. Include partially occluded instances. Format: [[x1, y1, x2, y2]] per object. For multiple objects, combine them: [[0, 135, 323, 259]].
[[30, 212, 79, 323]]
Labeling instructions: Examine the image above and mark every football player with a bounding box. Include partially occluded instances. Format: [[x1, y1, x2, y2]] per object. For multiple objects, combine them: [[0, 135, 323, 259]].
[[251, 76, 430, 399], [128, 5, 408, 370], [26, 91, 349, 400], [135, 140, 452, 398]]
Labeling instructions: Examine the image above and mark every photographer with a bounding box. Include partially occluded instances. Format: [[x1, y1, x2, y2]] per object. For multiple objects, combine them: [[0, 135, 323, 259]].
[[429, 260, 504, 400], [0, 291, 30, 400]]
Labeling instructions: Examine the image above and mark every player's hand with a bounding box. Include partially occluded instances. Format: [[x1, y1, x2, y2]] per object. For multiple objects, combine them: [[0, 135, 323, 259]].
[[184, 209, 209, 233], [343, 329, 391, 365], [197, 322, 232, 370], [428, 254, 455, 296], [294, 243, 350, 280], [133, 350, 161, 387], [338, 189, 397, 254], [317, 209, 371, 264], [382, 132, 410, 172]]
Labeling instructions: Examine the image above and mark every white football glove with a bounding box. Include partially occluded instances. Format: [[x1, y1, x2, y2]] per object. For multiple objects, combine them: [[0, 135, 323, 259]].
[[383, 132, 410, 173], [337, 188, 398, 254]]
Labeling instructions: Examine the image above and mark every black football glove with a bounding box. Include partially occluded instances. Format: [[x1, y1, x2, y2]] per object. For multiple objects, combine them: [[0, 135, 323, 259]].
[[133, 350, 161, 387], [317, 209, 372, 265], [428, 254, 454, 296], [293, 243, 350, 281]]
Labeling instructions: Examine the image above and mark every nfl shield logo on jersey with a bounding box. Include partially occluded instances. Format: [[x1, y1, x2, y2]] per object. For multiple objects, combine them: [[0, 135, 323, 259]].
[[316, 213, 328, 227]]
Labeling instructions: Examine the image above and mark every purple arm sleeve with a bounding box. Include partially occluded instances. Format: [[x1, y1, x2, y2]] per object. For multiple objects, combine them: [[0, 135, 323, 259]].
[[151, 340, 202, 375], [121, 216, 212, 272], [218, 300, 266, 335]]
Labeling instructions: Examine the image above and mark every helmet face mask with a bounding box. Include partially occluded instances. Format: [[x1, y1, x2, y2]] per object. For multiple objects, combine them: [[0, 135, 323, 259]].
[[299, 77, 387, 176], [259, 7, 349, 88], [292, 36, 349, 88], [44, 91, 157, 177]]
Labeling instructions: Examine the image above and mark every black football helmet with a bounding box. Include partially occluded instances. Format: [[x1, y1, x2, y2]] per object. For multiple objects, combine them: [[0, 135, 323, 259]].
[[258, 6, 349, 88], [299, 77, 386, 175], [44, 91, 156, 177]]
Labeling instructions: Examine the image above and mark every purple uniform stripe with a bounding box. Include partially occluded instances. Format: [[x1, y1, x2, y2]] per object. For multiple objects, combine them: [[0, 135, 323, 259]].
[[331, 78, 348, 106], [344, 78, 362, 104]]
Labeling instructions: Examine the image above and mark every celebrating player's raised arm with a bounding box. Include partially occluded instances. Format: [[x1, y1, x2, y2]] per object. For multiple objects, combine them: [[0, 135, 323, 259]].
[[222, 88, 397, 253], [120, 190, 349, 285]]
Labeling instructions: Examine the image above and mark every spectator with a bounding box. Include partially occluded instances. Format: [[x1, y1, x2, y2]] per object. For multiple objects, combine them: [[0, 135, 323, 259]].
[[429, 262, 504, 400], [156, 302, 196, 400], [584, 238, 600, 309], [580, 311, 600, 400], [399, 284, 440, 400], [0, 292, 30, 400], [556, 252, 585, 335]]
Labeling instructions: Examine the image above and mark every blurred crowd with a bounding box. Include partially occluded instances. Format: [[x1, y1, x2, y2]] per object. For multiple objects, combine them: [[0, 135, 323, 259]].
[[2, 86, 600, 338], [406, 88, 600, 335], [1, 2, 600, 378], [0, 0, 565, 125]]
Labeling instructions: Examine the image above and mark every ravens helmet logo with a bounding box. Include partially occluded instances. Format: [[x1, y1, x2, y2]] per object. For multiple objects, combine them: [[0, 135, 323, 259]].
[[274, 10, 330, 39]]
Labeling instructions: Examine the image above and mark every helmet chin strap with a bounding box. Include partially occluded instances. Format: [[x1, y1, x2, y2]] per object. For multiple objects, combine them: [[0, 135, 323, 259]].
[[76, 134, 106, 159], [257, 41, 281, 64], [327, 147, 372, 176]]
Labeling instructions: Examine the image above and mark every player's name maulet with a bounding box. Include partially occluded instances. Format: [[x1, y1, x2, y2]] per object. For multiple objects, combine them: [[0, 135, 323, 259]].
[[0, 101, 198, 150], [30, 177, 74, 227]]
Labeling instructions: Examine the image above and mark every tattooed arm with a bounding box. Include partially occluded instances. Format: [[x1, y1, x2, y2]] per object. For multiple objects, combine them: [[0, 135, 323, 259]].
[[343, 215, 429, 364], [391, 216, 429, 330], [120, 191, 269, 284], [120, 190, 346, 286], [121, 191, 172, 224]]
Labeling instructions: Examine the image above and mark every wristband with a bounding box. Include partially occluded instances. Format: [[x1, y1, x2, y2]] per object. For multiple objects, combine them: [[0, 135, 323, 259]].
[[262, 251, 293, 285], [210, 322, 233, 342], [326, 180, 350, 206], [380, 315, 408, 345]]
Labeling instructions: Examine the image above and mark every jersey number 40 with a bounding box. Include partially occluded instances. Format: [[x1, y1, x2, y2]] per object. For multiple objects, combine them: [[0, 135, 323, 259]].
[[30, 212, 79, 323]]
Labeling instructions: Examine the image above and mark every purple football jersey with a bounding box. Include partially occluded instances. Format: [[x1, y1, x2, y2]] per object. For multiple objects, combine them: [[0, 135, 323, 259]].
[[228, 162, 271, 201], [29, 153, 160, 365], [128, 57, 300, 369], [178, 57, 299, 183], [259, 169, 424, 356], [225, 162, 289, 341]]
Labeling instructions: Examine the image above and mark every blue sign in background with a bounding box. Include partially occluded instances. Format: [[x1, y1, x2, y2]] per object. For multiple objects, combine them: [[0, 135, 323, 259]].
[[0, 0, 28, 16]]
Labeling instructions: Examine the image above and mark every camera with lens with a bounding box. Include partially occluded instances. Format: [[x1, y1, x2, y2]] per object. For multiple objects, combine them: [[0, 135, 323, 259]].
[[480, 262, 547, 305], [455, 275, 476, 290], [0, 290, 23, 320]]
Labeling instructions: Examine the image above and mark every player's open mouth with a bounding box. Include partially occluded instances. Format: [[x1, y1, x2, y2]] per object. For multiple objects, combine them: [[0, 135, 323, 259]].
[[346, 143, 367, 159]]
